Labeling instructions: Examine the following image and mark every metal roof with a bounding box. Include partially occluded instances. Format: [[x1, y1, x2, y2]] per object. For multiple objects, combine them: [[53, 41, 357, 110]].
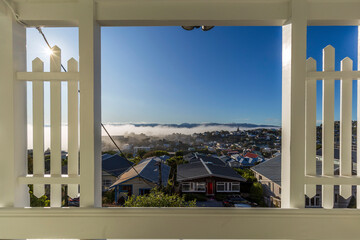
[[110, 158, 170, 188], [102, 154, 134, 177], [178, 154, 245, 182]]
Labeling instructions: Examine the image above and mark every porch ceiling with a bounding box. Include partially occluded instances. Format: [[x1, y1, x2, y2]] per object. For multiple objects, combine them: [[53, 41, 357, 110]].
[[10, 0, 360, 27]]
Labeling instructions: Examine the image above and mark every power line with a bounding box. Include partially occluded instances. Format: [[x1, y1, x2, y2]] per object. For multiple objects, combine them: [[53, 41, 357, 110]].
[[3, 1, 193, 192]]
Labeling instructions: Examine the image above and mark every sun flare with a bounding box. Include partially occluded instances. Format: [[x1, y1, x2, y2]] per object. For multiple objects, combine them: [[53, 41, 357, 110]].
[[45, 47, 53, 55]]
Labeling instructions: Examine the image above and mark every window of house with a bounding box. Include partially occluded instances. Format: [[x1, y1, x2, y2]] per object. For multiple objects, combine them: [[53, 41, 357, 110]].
[[231, 182, 240, 192], [182, 182, 192, 192], [217, 182, 240, 192], [139, 188, 151, 195], [102, 179, 113, 187], [196, 182, 206, 192]]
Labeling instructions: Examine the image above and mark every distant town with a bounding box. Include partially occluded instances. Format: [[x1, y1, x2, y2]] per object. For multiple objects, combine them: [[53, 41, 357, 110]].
[[27, 121, 357, 208]]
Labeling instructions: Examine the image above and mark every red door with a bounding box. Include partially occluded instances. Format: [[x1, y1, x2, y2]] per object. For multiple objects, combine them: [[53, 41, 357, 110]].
[[207, 182, 214, 195]]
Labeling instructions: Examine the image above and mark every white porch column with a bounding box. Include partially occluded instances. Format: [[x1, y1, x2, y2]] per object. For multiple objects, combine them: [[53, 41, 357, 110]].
[[0, 2, 29, 207], [79, 0, 102, 207], [281, 0, 307, 208]]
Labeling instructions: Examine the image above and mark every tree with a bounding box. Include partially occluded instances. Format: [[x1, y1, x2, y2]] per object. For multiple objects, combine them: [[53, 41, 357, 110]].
[[136, 149, 147, 159], [123, 188, 196, 207], [249, 182, 264, 206], [233, 168, 257, 183], [164, 156, 188, 192]]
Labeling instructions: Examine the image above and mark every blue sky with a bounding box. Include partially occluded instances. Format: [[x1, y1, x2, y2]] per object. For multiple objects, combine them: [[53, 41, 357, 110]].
[[26, 26, 358, 126]]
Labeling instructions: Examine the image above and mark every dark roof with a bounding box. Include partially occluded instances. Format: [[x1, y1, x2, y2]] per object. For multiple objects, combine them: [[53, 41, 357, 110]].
[[177, 155, 245, 182], [110, 158, 170, 188], [251, 155, 282, 185], [102, 154, 113, 160], [316, 148, 356, 162], [102, 154, 134, 177]]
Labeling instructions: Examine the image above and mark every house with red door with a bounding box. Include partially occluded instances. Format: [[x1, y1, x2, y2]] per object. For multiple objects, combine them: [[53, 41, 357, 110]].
[[178, 153, 245, 196]]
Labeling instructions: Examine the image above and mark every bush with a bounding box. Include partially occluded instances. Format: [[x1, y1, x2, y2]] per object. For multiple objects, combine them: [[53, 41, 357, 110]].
[[123, 188, 196, 207], [184, 193, 208, 202], [102, 189, 115, 204], [28, 185, 50, 207]]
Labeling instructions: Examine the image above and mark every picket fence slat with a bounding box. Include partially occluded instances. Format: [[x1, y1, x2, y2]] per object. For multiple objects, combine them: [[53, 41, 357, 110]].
[[339, 57, 353, 199], [322, 45, 335, 209], [32, 58, 45, 198], [67, 58, 79, 199], [305, 57, 317, 198], [50, 46, 62, 207]]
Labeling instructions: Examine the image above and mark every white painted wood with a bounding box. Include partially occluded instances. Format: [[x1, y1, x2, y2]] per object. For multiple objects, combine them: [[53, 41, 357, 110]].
[[67, 58, 79, 198], [19, 175, 80, 185], [357, 25, 360, 210], [281, 0, 307, 208], [0, 5, 29, 207], [50, 45, 62, 207], [322, 45, 335, 209], [32, 57, 45, 198], [79, 0, 102, 208], [14, 0, 360, 27], [339, 57, 353, 199], [307, 70, 360, 80], [17, 72, 79, 81], [305, 175, 360, 185], [305, 57, 317, 198], [0, 208, 360, 239]]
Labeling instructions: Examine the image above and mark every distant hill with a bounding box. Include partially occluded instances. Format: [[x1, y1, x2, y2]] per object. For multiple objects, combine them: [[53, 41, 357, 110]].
[[120, 122, 279, 129]]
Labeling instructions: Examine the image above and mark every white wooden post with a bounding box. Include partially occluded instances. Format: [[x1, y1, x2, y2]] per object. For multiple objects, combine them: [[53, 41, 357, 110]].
[[305, 57, 317, 199], [68, 58, 80, 198], [79, 0, 102, 207], [0, 2, 29, 207], [339, 57, 352, 199], [357, 25, 360, 209], [322, 45, 335, 209], [50, 45, 62, 207], [281, 0, 307, 208], [32, 57, 45, 198]]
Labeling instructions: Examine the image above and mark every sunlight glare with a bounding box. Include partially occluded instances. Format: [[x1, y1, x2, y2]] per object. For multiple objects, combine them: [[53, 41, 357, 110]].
[[45, 47, 53, 55]]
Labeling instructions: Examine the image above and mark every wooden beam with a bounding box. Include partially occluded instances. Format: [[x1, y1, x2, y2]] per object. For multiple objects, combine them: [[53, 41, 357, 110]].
[[281, 0, 307, 208], [17, 72, 79, 81], [0, 208, 359, 239]]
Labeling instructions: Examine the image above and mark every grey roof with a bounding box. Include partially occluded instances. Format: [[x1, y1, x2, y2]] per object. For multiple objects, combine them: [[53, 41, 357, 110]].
[[177, 155, 245, 182], [110, 158, 170, 188], [251, 153, 355, 187], [251, 155, 282, 185], [102, 154, 134, 177]]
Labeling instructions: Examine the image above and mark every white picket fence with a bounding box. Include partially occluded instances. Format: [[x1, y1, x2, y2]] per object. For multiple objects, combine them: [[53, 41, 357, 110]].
[[17, 46, 80, 207], [305, 45, 360, 209]]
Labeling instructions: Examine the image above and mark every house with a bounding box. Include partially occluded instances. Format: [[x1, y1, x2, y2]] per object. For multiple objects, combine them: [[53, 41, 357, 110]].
[[110, 158, 170, 202], [102, 154, 134, 191], [251, 154, 356, 208], [178, 153, 245, 196], [228, 153, 264, 168]]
